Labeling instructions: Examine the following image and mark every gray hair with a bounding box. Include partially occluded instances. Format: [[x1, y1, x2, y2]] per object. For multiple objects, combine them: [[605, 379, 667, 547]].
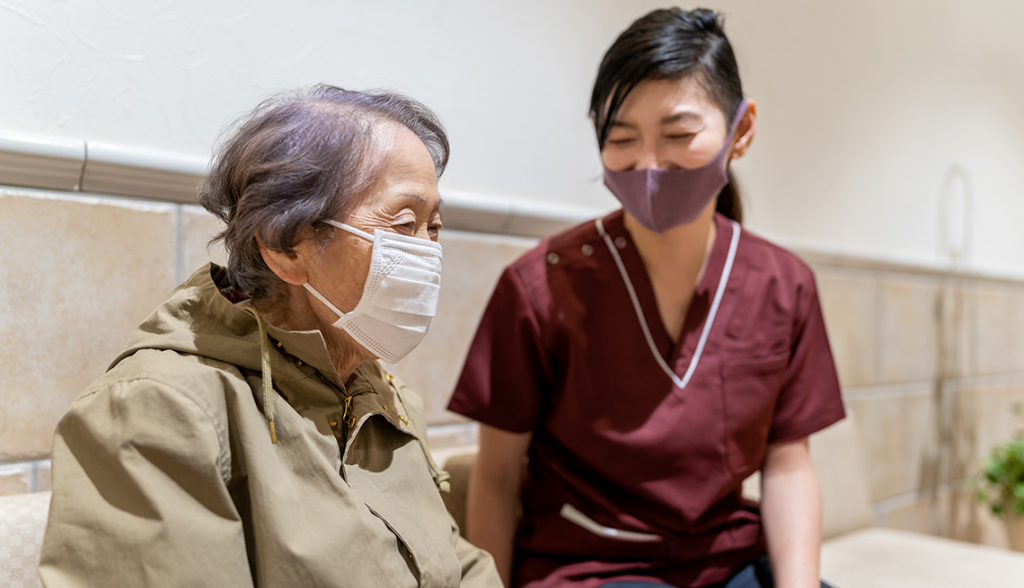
[[198, 84, 449, 300]]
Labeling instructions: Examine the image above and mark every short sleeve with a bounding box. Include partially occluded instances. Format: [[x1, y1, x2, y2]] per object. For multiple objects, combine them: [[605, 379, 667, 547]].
[[447, 265, 552, 433], [767, 275, 846, 444]]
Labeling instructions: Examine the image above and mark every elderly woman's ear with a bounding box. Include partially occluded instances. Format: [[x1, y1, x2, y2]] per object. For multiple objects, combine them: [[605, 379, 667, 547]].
[[256, 232, 310, 287]]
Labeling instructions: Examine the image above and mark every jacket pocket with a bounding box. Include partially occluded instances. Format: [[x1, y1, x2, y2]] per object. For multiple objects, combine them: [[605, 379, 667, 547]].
[[721, 353, 790, 476]]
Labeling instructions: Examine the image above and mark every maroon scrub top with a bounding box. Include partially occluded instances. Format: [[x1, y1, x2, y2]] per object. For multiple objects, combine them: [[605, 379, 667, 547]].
[[448, 210, 845, 588]]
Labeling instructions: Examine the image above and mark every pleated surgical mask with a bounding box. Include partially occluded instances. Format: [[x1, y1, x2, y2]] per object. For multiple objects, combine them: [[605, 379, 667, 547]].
[[303, 220, 443, 364]]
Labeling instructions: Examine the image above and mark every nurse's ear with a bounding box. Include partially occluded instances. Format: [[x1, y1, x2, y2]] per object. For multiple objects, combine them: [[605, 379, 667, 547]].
[[257, 229, 312, 287], [729, 100, 757, 160]]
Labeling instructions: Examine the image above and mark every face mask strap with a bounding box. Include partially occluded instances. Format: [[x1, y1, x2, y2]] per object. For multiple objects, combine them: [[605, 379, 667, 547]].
[[303, 282, 349, 321], [324, 219, 374, 242], [723, 99, 749, 150]]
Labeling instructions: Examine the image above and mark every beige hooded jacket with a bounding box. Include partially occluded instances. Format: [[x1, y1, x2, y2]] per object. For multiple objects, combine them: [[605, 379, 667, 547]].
[[39, 264, 500, 588]]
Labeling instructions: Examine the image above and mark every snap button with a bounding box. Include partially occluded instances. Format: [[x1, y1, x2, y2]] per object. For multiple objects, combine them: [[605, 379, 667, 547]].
[[546, 252, 560, 265], [382, 405, 390, 414], [329, 418, 339, 430], [295, 359, 303, 367], [615, 236, 627, 249], [581, 244, 593, 256], [398, 414, 409, 424]]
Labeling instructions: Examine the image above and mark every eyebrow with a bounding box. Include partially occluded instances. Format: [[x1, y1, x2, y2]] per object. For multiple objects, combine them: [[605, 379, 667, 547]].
[[660, 111, 703, 125], [609, 111, 704, 130], [399, 193, 427, 204], [398, 193, 443, 213]]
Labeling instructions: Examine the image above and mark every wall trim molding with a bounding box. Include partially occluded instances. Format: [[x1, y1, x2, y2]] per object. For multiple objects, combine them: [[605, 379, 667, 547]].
[[3, 129, 1024, 284]]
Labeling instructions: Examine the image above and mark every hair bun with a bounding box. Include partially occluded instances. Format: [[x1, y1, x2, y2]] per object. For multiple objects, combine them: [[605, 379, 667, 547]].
[[685, 8, 724, 33]]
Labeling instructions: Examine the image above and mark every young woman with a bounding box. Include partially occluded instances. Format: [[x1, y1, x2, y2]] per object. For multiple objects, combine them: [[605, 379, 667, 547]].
[[448, 8, 843, 588]]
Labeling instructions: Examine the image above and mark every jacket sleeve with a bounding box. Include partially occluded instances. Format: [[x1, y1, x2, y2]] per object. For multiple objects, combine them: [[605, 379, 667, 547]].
[[39, 377, 253, 588]]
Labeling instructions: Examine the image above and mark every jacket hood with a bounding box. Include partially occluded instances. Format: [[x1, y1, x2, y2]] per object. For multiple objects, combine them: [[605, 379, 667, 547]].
[[111, 264, 345, 390]]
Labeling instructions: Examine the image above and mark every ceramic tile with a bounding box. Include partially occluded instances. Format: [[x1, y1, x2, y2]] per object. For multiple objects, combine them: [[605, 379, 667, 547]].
[[876, 275, 940, 384], [973, 283, 1024, 376], [384, 230, 537, 425], [815, 268, 878, 388], [848, 390, 940, 501], [0, 189, 177, 459]]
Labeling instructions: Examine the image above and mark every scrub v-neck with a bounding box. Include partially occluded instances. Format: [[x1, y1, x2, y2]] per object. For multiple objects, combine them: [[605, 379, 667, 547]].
[[600, 212, 736, 387]]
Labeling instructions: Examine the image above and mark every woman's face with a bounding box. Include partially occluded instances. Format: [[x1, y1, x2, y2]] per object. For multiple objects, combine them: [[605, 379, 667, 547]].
[[601, 78, 741, 173], [303, 122, 442, 318]]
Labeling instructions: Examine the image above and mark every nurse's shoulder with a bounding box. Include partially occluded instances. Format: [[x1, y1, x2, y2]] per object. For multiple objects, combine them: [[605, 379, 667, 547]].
[[508, 213, 616, 283], [734, 222, 818, 290]]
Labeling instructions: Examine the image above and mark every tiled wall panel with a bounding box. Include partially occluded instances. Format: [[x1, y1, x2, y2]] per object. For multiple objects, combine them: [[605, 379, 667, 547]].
[[876, 275, 940, 384], [815, 267, 879, 388], [974, 284, 1024, 376], [0, 189, 177, 462], [178, 204, 227, 281]]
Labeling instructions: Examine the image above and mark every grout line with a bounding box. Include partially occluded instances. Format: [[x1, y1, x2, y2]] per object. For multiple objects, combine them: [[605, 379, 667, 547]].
[[31, 461, 39, 493], [871, 479, 968, 514], [0, 457, 51, 467]]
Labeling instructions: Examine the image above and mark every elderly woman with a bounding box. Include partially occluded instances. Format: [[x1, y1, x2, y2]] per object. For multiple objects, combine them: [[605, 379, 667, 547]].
[[39, 85, 501, 588]]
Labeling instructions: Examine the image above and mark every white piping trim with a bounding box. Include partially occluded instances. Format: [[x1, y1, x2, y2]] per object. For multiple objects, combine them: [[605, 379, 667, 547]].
[[559, 504, 662, 543], [596, 218, 741, 390]]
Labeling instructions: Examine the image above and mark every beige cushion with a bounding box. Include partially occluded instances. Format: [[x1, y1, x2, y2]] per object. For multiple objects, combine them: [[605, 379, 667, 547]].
[[0, 491, 50, 588], [821, 527, 1024, 587]]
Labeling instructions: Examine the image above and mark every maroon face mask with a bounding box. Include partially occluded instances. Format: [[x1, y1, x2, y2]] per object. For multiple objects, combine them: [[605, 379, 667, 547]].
[[603, 99, 749, 234]]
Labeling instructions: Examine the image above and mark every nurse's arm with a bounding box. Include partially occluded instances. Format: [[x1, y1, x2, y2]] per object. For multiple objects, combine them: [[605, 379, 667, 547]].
[[467, 423, 532, 587], [760, 436, 822, 588]]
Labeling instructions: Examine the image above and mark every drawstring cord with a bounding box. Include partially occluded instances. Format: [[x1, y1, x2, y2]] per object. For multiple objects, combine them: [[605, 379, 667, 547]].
[[244, 307, 277, 444], [389, 373, 450, 493]]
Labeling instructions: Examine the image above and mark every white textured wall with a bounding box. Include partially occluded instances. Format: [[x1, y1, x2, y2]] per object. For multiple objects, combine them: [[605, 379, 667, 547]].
[[2, 0, 1023, 273]]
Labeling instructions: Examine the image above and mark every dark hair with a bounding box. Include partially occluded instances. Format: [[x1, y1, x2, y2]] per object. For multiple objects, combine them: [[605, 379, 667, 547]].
[[590, 8, 745, 222], [199, 84, 449, 300]]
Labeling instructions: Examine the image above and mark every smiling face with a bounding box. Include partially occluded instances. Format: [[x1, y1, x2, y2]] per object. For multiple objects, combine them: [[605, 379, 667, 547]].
[[600, 77, 747, 173]]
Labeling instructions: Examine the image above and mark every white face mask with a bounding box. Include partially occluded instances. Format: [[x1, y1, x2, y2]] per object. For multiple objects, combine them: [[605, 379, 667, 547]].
[[303, 219, 443, 364]]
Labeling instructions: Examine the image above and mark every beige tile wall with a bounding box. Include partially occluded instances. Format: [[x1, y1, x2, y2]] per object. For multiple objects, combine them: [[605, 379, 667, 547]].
[[3, 186, 1024, 555], [809, 260, 1024, 549], [0, 188, 178, 463]]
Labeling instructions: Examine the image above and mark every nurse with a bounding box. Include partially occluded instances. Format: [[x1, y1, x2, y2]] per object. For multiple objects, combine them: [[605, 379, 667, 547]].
[[447, 8, 844, 588]]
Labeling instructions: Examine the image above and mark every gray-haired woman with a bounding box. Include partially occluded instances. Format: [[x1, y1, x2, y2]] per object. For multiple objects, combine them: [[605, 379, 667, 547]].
[[40, 85, 502, 588]]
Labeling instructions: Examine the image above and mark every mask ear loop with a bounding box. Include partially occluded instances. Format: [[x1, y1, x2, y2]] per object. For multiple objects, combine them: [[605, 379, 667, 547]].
[[303, 281, 350, 321], [720, 99, 750, 168]]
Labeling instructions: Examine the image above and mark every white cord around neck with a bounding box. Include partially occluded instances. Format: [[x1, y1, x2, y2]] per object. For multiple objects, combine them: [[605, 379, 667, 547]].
[[596, 218, 741, 390]]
